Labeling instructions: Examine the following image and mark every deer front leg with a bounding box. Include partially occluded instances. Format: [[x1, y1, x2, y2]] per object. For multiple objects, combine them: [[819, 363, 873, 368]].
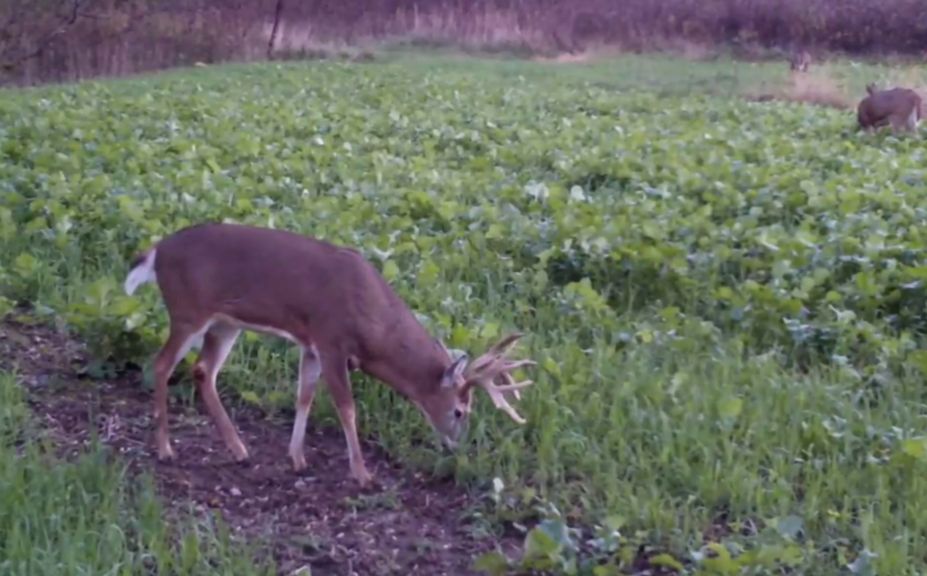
[[289, 344, 321, 471], [321, 354, 372, 486]]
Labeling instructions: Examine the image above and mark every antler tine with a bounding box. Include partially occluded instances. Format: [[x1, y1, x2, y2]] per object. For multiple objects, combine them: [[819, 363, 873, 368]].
[[463, 332, 536, 424], [463, 332, 526, 380], [497, 370, 534, 401], [502, 359, 536, 371], [485, 389, 529, 424], [486, 332, 524, 357]]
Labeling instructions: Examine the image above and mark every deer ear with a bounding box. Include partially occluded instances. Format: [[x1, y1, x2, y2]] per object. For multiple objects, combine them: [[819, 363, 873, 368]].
[[441, 354, 469, 388]]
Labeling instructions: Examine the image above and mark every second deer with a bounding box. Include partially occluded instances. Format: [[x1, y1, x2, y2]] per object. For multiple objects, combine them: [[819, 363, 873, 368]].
[[789, 49, 811, 73], [857, 83, 923, 133]]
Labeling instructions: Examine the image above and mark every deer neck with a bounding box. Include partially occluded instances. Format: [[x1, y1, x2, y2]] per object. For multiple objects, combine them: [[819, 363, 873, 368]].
[[361, 313, 450, 400]]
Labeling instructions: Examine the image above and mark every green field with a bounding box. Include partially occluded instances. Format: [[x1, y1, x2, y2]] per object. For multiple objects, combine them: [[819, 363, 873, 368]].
[[3, 51, 927, 574]]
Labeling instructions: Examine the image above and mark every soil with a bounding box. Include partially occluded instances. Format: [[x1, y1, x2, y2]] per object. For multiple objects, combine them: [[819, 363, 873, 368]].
[[0, 314, 524, 576]]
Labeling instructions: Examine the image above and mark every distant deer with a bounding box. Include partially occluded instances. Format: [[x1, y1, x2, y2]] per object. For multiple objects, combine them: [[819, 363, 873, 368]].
[[789, 49, 811, 72], [123, 222, 536, 486], [857, 82, 923, 133]]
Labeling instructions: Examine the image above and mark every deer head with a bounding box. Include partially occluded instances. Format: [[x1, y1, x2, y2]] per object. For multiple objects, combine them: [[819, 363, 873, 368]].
[[422, 333, 537, 449]]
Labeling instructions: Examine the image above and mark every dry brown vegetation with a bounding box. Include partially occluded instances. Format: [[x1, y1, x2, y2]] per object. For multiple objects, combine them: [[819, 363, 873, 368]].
[[746, 69, 853, 109], [742, 61, 927, 112], [3, 0, 927, 85]]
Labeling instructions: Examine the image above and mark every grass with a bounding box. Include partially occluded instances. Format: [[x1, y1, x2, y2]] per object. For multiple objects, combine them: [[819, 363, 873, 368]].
[[3, 50, 927, 573], [0, 371, 274, 575]]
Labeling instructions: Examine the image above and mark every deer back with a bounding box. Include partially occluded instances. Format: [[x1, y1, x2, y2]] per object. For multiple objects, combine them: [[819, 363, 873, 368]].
[[151, 223, 423, 361]]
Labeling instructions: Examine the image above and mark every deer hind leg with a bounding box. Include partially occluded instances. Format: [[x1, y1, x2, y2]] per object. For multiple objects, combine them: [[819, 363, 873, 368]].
[[288, 343, 321, 472], [192, 322, 249, 462], [321, 352, 372, 485], [907, 107, 919, 132], [152, 321, 210, 461], [889, 115, 901, 134], [889, 112, 914, 134]]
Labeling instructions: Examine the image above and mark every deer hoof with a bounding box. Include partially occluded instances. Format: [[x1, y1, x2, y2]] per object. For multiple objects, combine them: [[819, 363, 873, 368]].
[[291, 454, 308, 472], [157, 442, 176, 461]]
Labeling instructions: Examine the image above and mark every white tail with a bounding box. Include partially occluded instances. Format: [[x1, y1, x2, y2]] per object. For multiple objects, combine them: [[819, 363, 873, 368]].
[[123, 222, 536, 487], [123, 249, 157, 295], [907, 106, 920, 129]]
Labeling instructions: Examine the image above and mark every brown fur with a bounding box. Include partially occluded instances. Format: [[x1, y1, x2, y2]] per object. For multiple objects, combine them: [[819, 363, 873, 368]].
[[125, 222, 533, 486], [857, 83, 923, 133]]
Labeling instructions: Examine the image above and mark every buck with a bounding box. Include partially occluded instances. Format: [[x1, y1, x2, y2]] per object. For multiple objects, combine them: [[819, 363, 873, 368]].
[[789, 49, 811, 73], [857, 83, 923, 133], [123, 222, 536, 485]]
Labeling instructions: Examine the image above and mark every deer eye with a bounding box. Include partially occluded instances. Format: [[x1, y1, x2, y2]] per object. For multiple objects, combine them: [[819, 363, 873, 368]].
[[453, 408, 464, 419]]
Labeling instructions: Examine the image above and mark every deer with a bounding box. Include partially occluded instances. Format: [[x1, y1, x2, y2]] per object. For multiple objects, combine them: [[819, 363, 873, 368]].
[[789, 49, 811, 73], [857, 83, 923, 133], [123, 222, 536, 486]]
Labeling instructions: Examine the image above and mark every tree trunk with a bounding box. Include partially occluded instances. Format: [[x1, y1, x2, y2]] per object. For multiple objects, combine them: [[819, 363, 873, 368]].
[[267, 0, 284, 59]]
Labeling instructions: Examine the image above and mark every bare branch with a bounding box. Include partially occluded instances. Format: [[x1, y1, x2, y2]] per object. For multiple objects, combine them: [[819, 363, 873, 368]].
[[2, 0, 84, 72]]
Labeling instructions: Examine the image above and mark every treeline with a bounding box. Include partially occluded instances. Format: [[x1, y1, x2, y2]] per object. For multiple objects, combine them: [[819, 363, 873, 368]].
[[3, 0, 926, 85]]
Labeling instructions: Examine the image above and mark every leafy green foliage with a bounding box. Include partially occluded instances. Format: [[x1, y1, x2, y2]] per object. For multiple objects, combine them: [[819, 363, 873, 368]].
[[2, 54, 927, 573], [0, 372, 274, 575]]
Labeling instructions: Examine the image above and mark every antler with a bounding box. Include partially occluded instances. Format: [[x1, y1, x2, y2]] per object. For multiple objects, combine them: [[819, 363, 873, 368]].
[[462, 332, 536, 424]]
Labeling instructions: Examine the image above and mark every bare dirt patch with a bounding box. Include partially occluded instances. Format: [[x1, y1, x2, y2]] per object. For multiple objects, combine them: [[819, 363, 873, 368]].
[[0, 315, 521, 575]]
